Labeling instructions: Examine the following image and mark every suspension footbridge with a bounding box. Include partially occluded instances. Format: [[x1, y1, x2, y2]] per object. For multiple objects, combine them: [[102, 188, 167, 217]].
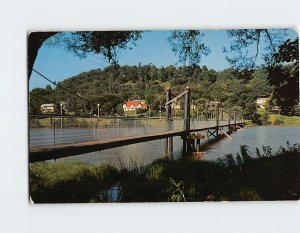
[[29, 86, 245, 163]]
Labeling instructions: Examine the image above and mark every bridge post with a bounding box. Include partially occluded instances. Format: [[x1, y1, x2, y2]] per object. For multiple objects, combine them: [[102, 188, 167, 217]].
[[183, 86, 191, 154], [228, 109, 231, 132], [196, 136, 200, 152], [234, 111, 237, 125], [221, 107, 224, 121], [234, 111, 237, 131], [165, 87, 173, 156]]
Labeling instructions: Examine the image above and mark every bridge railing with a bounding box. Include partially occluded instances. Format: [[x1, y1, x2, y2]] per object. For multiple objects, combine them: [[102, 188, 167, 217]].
[[29, 115, 185, 147], [29, 111, 242, 148]]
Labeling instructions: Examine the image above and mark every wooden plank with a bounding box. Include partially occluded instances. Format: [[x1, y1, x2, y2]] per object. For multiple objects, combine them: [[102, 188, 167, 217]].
[[188, 133, 205, 139], [189, 123, 244, 133]]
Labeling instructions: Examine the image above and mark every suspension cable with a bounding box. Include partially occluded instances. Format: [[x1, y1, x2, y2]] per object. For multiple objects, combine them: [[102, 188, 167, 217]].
[[32, 69, 91, 102]]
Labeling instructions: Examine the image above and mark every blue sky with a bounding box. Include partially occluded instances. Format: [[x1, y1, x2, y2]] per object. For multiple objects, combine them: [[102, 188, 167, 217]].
[[29, 29, 297, 90]]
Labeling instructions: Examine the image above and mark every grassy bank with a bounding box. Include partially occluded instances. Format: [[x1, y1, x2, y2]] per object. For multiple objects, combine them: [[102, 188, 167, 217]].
[[245, 108, 300, 126], [30, 142, 300, 203], [30, 162, 119, 203]]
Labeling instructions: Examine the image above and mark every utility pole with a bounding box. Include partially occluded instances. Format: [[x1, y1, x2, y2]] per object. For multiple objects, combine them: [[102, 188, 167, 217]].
[[191, 100, 194, 119], [159, 101, 162, 119], [60, 103, 63, 143], [228, 108, 231, 131], [97, 103, 100, 140], [216, 101, 220, 137]]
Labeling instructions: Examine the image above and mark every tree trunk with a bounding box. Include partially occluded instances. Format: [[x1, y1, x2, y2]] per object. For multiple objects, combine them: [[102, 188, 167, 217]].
[[28, 32, 57, 79]]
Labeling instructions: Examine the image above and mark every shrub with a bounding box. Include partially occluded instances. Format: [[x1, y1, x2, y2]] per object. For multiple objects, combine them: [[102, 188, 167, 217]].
[[273, 118, 284, 125], [30, 161, 118, 203], [29, 143, 300, 203]]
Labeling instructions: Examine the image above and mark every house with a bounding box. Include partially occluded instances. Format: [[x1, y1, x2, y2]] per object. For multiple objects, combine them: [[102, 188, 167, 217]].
[[171, 100, 196, 111], [40, 103, 55, 113], [123, 100, 148, 112], [256, 97, 269, 108], [171, 100, 181, 110]]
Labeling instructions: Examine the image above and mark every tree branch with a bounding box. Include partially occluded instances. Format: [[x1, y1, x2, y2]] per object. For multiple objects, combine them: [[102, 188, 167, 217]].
[[253, 31, 261, 67], [264, 29, 276, 52], [28, 32, 57, 79]]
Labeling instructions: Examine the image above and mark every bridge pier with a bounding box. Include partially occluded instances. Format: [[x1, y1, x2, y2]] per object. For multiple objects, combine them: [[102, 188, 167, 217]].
[[196, 138, 200, 152], [216, 101, 220, 137], [183, 86, 191, 155], [228, 109, 231, 133], [234, 111, 237, 131], [164, 87, 173, 156]]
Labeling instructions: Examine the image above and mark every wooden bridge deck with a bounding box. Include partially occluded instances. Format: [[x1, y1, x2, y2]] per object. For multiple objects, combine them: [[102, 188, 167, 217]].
[[29, 123, 244, 163]]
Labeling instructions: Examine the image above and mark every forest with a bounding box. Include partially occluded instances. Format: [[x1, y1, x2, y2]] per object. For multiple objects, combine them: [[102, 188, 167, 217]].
[[29, 63, 298, 121]]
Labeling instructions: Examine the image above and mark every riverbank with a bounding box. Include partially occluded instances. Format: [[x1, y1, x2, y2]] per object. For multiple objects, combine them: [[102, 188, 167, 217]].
[[245, 108, 300, 126], [30, 142, 300, 203]]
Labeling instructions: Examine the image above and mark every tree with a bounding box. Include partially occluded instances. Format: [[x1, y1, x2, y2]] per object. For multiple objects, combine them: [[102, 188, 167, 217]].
[[268, 65, 298, 115], [248, 68, 273, 98], [168, 30, 210, 67], [28, 32, 57, 79], [267, 37, 299, 115], [28, 31, 143, 79], [224, 29, 298, 115], [29, 86, 54, 114], [224, 29, 289, 70]]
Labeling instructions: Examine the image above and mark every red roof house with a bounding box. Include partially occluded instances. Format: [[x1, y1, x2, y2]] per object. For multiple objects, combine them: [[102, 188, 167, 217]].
[[123, 100, 148, 112]]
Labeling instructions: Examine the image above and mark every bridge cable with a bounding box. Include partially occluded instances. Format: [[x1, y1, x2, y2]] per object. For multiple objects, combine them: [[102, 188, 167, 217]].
[[150, 90, 167, 106], [32, 69, 91, 102]]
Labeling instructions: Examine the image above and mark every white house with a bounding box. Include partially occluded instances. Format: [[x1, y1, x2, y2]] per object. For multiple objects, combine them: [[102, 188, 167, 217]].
[[123, 100, 148, 112], [40, 103, 55, 113], [256, 98, 269, 108]]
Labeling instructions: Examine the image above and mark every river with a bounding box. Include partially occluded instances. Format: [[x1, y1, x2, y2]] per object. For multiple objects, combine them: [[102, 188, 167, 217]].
[[202, 126, 300, 161], [30, 123, 300, 166]]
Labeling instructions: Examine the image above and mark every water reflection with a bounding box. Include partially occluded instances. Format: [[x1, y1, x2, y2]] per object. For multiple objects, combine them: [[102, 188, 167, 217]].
[[31, 123, 300, 166], [202, 126, 300, 161]]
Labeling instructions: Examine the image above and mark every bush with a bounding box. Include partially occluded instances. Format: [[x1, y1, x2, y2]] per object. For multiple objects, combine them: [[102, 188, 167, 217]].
[[273, 118, 284, 125], [29, 143, 300, 203], [30, 161, 118, 203]]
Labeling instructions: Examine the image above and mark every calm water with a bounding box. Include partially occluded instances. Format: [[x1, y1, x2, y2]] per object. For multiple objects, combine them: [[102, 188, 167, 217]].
[[202, 126, 300, 161], [30, 124, 300, 166], [68, 126, 299, 166]]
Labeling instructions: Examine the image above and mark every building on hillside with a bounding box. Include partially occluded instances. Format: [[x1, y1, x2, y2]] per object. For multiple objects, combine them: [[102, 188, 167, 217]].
[[171, 100, 181, 110], [40, 103, 55, 113], [256, 97, 269, 108], [170, 100, 196, 111], [123, 100, 148, 112]]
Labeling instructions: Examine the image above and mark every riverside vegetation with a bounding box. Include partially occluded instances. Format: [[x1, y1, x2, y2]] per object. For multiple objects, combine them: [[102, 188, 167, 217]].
[[30, 142, 300, 203], [244, 108, 300, 126]]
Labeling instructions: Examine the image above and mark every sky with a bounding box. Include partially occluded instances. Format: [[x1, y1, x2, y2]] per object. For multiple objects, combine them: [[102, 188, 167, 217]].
[[29, 29, 298, 90]]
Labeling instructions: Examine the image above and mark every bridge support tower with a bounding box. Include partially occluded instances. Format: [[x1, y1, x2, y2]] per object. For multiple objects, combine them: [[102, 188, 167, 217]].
[[164, 87, 173, 156], [182, 86, 191, 154]]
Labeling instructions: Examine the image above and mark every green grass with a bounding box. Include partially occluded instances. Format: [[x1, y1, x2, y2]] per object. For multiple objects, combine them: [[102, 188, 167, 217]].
[[269, 114, 300, 126], [246, 108, 300, 126], [124, 111, 138, 116], [30, 161, 118, 203], [30, 143, 300, 203]]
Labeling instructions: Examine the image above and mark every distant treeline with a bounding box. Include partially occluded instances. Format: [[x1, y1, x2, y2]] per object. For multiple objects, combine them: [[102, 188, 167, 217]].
[[29, 64, 297, 120]]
